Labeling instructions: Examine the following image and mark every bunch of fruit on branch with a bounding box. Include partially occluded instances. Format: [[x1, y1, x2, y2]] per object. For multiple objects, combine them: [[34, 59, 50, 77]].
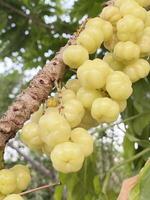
[[21, 0, 150, 175], [0, 0, 150, 199]]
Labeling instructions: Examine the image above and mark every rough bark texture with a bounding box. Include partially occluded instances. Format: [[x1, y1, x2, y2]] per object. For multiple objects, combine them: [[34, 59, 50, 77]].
[[0, 36, 77, 150]]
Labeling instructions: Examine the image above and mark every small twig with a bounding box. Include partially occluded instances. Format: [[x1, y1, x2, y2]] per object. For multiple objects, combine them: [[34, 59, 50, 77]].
[[77, 17, 88, 35], [20, 182, 61, 196], [92, 111, 150, 136]]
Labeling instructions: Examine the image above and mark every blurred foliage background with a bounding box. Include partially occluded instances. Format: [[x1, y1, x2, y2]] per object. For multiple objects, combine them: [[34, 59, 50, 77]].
[[0, 0, 150, 199]]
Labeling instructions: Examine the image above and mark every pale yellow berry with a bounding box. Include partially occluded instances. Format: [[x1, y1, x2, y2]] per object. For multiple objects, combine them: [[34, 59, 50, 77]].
[[0, 170, 16, 195], [86, 17, 103, 28], [123, 59, 150, 82], [113, 41, 140, 62], [63, 45, 89, 68], [20, 122, 43, 151], [103, 53, 124, 71], [77, 30, 98, 54], [39, 112, 71, 150], [100, 6, 122, 24], [86, 17, 113, 41], [71, 128, 94, 157], [114, 0, 126, 7], [77, 59, 112, 90], [3, 194, 24, 200], [91, 97, 120, 123], [62, 99, 85, 128], [77, 87, 100, 109], [120, 0, 147, 21], [61, 89, 76, 103], [50, 142, 85, 173], [65, 79, 81, 93], [115, 0, 148, 7], [106, 71, 133, 100], [85, 26, 104, 46], [11, 165, 31, 192], [117, 15, 144, 42], [99, 20, 113, 41]]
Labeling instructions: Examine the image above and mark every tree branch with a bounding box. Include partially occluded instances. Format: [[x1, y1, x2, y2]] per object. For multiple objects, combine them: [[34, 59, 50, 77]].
[[0, 0, 52, 30], [8, 142, 55, 179], [20, 182, 61, 196], [0, 30, 77, 149]]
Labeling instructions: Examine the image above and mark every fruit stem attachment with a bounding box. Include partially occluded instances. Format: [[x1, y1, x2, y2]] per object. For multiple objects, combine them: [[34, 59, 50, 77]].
[[20, 182, 61, 196]]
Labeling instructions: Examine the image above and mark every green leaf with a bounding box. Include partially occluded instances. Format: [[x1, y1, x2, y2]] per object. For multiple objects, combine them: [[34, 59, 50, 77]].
[[123, 135, 135, 173], [123, 135, 135, 158], [132, 78, 150, 112]]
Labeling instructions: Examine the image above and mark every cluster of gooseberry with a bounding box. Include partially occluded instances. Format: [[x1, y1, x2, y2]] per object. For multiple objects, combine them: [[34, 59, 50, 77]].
[[0, 165, 31, 200], [1, 0, 150, 199], [20, 0, 150, 176]]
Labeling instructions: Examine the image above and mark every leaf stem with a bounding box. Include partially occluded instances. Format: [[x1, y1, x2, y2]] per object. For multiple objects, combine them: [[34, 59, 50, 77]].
[[102, 148, 150, 194]]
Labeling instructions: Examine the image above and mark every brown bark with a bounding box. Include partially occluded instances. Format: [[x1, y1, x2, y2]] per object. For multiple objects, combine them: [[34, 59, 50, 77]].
[[0, 35, 77, 150]]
